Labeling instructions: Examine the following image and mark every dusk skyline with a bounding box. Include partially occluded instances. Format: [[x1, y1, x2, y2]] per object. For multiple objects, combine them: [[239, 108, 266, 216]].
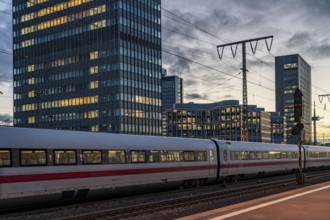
[[1, 0, 329, 141]]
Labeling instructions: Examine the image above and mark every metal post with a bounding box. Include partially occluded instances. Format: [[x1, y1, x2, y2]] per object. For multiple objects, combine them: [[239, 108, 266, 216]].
[[216, 35, 273, 142], [241, 42, 248, 142]]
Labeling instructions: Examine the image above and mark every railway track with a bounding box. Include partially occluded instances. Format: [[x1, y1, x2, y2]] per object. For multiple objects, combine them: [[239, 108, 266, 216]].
[[3, 171, 330, 220]]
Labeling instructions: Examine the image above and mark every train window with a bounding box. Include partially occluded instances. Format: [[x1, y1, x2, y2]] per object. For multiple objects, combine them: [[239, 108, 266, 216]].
[[149, 150, 160, 162], [210, 150, 215, 162], [240, 151, 249, 160], [54, 150, 77, 165], [269, 151, 280, 159], [249, 152, 256, 160], [195, 151, 205, 162], [292, 152, 298, 158], [256, 152, 263, 159], [20, 150, 47, 166], [161, 151, 182, 162], [183, 151, 195, 161], [230, 151, 239, 160], [263, 152, 269, 159], [281, 152, 288, 159], [131, 150, 146, 163], [108, 150, 126, 164], [0, 149, 11, 167], [82, 150, 102, 164]]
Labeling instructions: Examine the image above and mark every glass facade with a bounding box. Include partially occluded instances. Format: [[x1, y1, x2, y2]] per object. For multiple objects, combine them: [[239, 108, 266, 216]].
[[13, 0, 162, 135], [161, 73, 183, 112], [275, 54, 312, 144], [270, 112, 287, 144], [166, 100, 272, 143]]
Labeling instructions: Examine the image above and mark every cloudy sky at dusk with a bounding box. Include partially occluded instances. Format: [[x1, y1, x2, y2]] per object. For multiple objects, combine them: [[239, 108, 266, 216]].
[[0, 0, 329, 140]]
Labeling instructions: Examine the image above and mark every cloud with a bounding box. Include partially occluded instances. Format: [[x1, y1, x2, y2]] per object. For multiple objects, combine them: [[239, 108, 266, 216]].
[[0, 114, 12, 123], [184, 78, 199, 86], [222, 94, 234, 99], [185, 93, 208, 100], [287, 32, 312, 48]]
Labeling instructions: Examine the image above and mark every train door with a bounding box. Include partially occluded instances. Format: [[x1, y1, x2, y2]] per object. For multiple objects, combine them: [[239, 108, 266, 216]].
[[209, 144, 216, 175], [221, 144, 229, 175]]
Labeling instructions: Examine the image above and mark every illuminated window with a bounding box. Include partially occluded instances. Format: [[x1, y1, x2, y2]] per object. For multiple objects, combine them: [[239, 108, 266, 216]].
[[90, 20, 106, 30], [90, 51, 98, 60], [54, 150, 77, 165], [28, 77, 35, 85], [20, 150, 47, 166], [131, 150, 146, 163], [91, 125, 99, 132], [108, 150, 126, 164], [0, 150, 11, 167], [284, 63, 298, 69], [183, 151, 195, 161], [82, 150, 102, 164], [28, 116, 35, 124], [28, 90, 35, 98], [196, 151, 207, 161], [149, 150, 160, 162], [89, 81, 99, 89], [89, 66, 99, 74]]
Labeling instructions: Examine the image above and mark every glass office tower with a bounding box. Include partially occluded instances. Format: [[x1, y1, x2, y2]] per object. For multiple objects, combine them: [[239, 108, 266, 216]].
[[275, 54, 311, 144], [13, 0, 162, 135]]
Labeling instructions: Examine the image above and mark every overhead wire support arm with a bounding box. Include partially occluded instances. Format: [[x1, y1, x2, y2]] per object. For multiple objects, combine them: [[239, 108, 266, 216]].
[[216, 35, 274, 142]]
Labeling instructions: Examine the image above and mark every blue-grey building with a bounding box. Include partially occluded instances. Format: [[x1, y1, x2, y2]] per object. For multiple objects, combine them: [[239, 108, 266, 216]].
[[275, 54, 311, 144], [13, 0, 162, 135], [269, 112, 287, 144], [161, 69, 183, 112]]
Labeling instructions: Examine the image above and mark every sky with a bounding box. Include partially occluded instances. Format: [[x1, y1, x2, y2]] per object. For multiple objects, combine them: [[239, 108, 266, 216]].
[[0, 0, 329, 141]]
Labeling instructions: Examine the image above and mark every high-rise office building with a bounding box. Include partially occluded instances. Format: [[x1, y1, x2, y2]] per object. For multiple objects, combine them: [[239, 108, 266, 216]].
[[13, 0, 162, 135], [275, 54, 311, 144], [161, 69, 183, 112]]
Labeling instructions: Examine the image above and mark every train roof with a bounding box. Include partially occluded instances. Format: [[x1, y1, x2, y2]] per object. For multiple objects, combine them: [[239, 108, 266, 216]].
[[0, 126, 213, 150], [216, 140, 330, 151], [216, 140, 299, 151]]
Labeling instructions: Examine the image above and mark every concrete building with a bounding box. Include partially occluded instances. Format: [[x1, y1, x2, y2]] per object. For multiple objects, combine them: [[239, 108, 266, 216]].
[[13, 0, 162, 135], [275, 54, 312, 144]]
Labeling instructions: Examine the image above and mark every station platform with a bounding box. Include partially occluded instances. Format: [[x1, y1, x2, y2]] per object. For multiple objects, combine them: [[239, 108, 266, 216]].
[[176, 181, 330, 220]]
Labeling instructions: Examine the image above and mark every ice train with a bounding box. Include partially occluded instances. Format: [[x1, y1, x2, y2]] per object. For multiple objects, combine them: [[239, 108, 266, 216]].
[[1, 126, 330, 209]]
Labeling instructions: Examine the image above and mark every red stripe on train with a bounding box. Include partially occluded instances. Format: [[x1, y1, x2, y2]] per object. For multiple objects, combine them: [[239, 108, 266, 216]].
[[2, 159, 329, 184], [0, 165, 216, 184]]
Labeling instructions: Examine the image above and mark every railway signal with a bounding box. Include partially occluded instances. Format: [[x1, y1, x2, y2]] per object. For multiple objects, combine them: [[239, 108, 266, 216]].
[[293, 88, 303, 122]]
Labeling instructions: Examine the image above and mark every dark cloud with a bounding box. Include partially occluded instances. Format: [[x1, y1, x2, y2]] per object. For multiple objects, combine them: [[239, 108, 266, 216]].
[[222, 94, 234, 99], [184, 78, 199, 86], [285, 32, 330, 59], [185, 93, 208, 100], [311, 45, 330, 58], [287, 32, 312, 48]]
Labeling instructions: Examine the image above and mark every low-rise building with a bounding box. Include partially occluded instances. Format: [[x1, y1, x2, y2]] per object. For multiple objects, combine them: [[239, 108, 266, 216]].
[[165, 100, 284, 143]]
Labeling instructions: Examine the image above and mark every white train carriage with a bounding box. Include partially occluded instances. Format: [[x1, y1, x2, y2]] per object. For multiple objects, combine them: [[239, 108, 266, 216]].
[[304, 146, 330, 170], [0, 127, 217, 209], [216, 140, 301, 179]]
